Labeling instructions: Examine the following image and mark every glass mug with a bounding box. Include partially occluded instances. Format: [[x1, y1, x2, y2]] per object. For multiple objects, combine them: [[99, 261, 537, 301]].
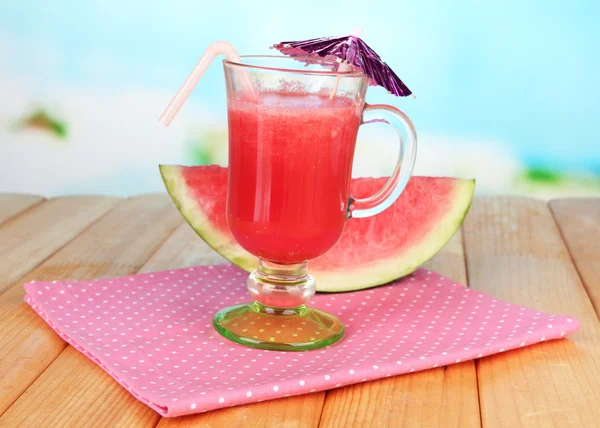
[[213, 56, 417, 351]]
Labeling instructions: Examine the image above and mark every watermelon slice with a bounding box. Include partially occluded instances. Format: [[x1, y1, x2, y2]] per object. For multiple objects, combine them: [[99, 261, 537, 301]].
[[160, 165, 475, 292]]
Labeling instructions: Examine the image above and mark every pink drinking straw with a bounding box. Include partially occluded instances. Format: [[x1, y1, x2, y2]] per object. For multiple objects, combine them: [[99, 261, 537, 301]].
[[159, 41, 254, 126]]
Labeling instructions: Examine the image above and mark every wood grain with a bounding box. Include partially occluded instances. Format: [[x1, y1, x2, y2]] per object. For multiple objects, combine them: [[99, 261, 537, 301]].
[[0, 194, 44, 225], [0, 346, 159, 428], [138, 223, 227, 274], [463, 197, 600, 427], [319, 231, 481, 428], [0, 194, 182, 420], [0, 196, 119, 294], [158, 394, 325, 428], [550, 198, 600, 316]]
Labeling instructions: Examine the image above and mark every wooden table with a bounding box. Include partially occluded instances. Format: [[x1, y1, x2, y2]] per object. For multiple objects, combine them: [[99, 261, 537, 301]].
[[0, 194, 598, 427]]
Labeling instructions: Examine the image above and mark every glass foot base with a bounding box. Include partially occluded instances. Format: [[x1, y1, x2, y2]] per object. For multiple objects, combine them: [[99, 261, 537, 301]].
[[213, 302, 344, 351]]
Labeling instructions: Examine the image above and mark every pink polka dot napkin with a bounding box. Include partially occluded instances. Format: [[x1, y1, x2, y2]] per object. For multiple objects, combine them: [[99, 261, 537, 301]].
[[24, 265, 579, 417]]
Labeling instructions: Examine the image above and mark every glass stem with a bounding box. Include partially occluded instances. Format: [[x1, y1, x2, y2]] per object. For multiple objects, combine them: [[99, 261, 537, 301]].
[[247, 259, 316, 311]]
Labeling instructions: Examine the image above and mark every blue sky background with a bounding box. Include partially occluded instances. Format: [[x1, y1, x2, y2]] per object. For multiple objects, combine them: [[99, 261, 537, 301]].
[[1, 0, 599, 177]]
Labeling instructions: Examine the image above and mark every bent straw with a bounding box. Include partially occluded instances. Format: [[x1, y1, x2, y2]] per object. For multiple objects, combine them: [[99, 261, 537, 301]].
[[159, 41, 255, 127]]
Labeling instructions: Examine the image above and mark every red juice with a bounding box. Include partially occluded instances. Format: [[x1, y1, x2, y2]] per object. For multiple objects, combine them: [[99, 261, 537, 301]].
[[227, 92, 361, 263]]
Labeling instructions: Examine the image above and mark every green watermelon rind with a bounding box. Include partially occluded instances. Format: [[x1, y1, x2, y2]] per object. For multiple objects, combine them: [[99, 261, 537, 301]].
[[311, 179, 475, 292], [160, 165, 475, 292], [160, 165, 256, 273]]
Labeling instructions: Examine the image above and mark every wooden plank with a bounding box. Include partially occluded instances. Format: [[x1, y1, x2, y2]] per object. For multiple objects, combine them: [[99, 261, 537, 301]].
[[138, 223, 227, 273], [0, 347, 160, 428], [319, 360, 479, 428], [463, 197, 600, 427], [0, 194, 182, 421], [319, 231, 481, 428], [0, 196, 119, 294], [0, 194, 44, 225], [550, 198, 600, 316], [158, 394, 325, 428]]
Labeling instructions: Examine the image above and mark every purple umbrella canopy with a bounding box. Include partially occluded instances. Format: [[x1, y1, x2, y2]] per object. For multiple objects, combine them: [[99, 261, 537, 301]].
[[272, 34, 413, 97]]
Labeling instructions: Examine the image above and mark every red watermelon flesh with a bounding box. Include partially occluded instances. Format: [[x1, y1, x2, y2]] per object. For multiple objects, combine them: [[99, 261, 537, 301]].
[[160, 165, 475, 292]]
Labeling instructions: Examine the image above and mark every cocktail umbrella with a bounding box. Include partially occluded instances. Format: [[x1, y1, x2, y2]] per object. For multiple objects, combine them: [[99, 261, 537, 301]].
[[272, 28, 413, 97]]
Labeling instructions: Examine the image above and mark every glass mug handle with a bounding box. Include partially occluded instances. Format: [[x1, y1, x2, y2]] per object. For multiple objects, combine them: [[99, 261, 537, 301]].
[[350, 103, 418, 218]]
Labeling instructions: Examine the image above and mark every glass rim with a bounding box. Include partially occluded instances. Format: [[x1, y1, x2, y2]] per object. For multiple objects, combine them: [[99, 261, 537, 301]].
[[223, 55, 366, 78]]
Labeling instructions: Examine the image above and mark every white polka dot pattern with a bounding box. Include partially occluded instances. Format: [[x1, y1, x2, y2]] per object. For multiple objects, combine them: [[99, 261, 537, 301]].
[[23, 265, 579, 417]]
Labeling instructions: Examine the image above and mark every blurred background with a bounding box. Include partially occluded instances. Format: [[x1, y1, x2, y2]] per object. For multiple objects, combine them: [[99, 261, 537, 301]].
[[1, 0, 599, 199]]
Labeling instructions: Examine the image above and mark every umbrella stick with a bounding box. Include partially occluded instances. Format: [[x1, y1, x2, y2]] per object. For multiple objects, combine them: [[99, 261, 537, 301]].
[[329, 27, 362, 100], [329, 61, 353, 100]]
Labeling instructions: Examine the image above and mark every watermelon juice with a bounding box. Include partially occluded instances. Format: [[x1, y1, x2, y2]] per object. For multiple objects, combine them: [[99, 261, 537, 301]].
[[227, 92, 361, 263]]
